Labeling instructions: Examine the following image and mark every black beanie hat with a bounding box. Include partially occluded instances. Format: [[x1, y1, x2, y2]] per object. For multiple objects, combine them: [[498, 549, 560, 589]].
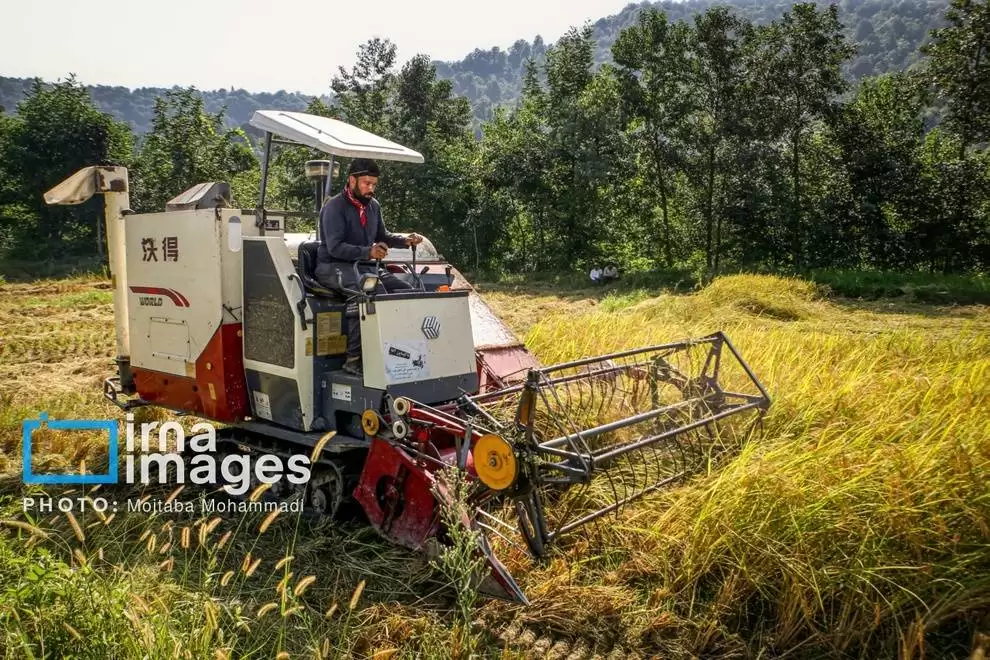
[[348, 158, 381, 177]]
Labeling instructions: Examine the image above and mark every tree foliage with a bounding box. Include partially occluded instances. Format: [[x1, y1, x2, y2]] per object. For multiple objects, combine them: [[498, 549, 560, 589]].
[[1, 1, 988, 276], [0, 76, 132, 258], [131, 89, 256, 213]]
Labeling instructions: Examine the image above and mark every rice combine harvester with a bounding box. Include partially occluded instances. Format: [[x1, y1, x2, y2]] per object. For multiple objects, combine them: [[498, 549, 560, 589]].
[[45, 111, 771, 603]]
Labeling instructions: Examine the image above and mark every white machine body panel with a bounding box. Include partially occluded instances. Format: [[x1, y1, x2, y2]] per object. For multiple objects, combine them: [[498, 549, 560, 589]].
[[360, 294, 476, 390], [124, 209, 223, 377]]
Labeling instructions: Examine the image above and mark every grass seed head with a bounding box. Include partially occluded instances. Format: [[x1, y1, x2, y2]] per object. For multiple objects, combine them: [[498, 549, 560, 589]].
[[293, 575, 317, 597], [258, 509, 280, 534], [1, 519, 49, 539], [348, 580, 366, 611], [65, 511, 85, 543], [256, 602, 278, 619]]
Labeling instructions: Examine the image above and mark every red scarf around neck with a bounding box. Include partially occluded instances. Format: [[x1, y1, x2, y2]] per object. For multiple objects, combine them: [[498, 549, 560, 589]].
[[344, 186, 368, 227]]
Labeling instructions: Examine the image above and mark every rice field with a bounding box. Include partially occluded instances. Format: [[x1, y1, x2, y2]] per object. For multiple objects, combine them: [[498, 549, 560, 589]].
[[0, 273, 988, 659]]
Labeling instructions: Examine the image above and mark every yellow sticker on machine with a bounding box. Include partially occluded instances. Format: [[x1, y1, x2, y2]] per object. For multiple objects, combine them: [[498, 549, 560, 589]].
[[316, 312, 347, 355]]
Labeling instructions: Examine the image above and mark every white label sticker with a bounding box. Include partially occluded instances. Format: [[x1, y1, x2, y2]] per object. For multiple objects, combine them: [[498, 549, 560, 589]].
[[252, 390, 272, 420], [331, 383, 352, 402], [383, 340, 430, 384]]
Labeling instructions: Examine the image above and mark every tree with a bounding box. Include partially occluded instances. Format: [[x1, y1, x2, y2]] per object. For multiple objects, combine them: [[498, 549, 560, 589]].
[[613, 8, 694, 268], [1, 76, 133, 258], [330, 38, 397, 136], [686, 6, 751, 275], [919, 0, 990, 272], [132, 88, 256, 213], [829, 73, 932, 269], [749, 3, 856, 268], [921, 0, 990, 156]]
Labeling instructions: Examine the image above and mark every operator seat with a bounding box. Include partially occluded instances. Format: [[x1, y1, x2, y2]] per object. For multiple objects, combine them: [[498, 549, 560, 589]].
[[296, 240, 343, 299]]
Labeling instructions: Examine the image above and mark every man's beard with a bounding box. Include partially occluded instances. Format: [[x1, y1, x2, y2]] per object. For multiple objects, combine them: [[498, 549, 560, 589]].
[[351, 185, 374, 205]]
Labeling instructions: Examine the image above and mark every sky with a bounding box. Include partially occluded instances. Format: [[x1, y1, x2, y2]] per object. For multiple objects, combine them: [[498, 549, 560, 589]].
[[1, 0, 634, 95]]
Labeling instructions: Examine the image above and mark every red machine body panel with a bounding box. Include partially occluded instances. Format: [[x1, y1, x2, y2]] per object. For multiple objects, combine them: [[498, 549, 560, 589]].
[[133, 323, 249, 422]]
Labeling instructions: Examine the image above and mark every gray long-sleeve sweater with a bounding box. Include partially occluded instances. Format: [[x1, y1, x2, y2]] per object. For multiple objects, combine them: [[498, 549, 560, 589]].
[[316, 193, 407, 272]]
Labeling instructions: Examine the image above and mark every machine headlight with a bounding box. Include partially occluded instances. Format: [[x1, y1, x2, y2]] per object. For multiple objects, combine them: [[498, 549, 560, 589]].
[[360, 274, 380, 293]]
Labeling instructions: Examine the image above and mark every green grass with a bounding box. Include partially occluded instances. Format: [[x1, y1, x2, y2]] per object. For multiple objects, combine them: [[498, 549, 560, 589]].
[[807, 269, 990, 304], [0, 273, 988, 659], [476, 268, 990, 306]]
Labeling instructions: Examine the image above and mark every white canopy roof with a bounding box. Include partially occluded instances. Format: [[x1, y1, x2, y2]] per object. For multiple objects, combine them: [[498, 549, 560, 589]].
[[249, 110, 424, 163]]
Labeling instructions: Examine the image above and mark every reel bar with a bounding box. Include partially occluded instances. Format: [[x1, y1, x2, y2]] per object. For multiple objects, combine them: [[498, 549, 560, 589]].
[[550, 471, 686, 539], [590, 399, 763, 465], [540, 397, 700, 449], [531, 334, 720, 376], [722, 331, 773, 405]]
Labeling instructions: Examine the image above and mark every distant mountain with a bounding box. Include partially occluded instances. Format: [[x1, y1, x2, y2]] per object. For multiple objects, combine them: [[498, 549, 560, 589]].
[[0, 77, 324, 134], [0, 0, 949, 131], [435, 0, 949, 121]]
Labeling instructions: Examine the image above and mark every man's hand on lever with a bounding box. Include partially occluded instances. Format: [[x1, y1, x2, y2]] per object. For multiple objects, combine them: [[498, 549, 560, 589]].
[[369, 243, 389, 260], [405, 233, 424, 246]]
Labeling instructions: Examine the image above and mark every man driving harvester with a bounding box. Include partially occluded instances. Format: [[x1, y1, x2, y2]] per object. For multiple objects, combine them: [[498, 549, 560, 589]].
[[315, 157, 424, 377]]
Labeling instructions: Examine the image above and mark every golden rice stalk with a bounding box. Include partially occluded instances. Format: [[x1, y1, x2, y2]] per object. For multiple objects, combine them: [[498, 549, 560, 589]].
[[321, 639, 330, 657], [73, 548, 88, 566], [311, 431, 336, 463], [275, 555, 294, 571], [324, 603, 338, 619], [65, 512, 85, 543], [258, 509, 280, 534], [221, 571, 235, 587], [256, 602, 278, 619], [159, 558, 175, 571], [348, 580, 366, 611], [371, 650, 398, 660], [241, 552, 252, 573], [293, 575, 317, 597], [282, 606, 304, 618], [146, 534, 157, 554], [159, 542, 172, 555], [181, 526, 190, 549], [103, 513, 116, 526], [215, 650, 231, 660], [0, 520, 49, 539], [275, 652, 290, 660], [138, 529, 153, 543], [130, 593, 150, 614], [122, 608, 139, 628]]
